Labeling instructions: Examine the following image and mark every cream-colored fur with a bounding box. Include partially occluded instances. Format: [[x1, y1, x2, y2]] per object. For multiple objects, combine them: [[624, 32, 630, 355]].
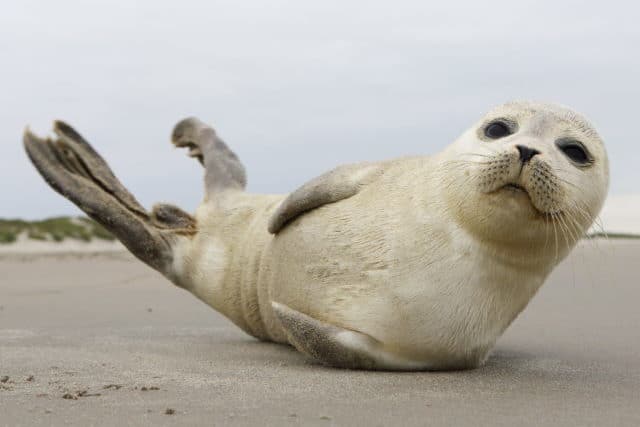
[[162, 101, 610, 370]]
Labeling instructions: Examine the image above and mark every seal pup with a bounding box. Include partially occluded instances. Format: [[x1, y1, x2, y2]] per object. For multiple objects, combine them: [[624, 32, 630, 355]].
[[23, 101, 609, 370]]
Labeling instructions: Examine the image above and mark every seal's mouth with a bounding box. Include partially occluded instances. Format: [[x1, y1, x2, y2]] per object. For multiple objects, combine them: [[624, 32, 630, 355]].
[[497, 182, 538, 209], [497, 183, 562, 219], [501, 183, 527, 194]]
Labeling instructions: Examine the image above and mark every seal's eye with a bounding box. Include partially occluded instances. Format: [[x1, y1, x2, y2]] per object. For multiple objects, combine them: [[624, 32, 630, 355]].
[[556, 139, 592, 165], [484, 121, 513, 139]]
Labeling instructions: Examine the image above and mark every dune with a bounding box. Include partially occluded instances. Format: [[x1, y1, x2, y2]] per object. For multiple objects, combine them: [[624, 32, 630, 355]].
[[0, 233, 124, 255]]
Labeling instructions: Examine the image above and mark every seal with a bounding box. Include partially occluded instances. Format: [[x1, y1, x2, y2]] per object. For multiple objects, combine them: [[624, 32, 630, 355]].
[[23, 101, 609, 370]]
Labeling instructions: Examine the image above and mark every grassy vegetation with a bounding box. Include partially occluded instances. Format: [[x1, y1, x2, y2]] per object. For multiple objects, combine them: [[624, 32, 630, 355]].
[[0, 217, 115, 244]]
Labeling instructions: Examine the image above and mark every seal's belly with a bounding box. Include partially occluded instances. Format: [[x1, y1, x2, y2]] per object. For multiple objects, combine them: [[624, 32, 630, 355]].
[[260, 203, 542, 366]]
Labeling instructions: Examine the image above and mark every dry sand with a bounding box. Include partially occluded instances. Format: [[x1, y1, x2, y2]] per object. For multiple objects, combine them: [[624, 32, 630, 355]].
[[0, 240, 639, 426]]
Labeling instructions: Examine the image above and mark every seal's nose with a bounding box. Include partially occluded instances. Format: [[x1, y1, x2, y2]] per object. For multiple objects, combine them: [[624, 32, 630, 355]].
[[516, 145, 540, 163]]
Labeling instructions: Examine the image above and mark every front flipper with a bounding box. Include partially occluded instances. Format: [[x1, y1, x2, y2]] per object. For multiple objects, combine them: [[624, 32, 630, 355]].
[[271, 302, 427, 370], [267, 163, 383, 234]]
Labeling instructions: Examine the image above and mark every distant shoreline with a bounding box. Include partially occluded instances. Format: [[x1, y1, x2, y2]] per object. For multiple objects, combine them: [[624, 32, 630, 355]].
[[0, 216, 640, 249], [0, 238, 126, 258], [585, 232, 640, 239], [1, 217, 639, 257], [0, 233, 638, 260]]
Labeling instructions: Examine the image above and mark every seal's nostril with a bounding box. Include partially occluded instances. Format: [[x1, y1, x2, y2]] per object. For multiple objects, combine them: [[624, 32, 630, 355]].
[[516, 145, 540, 163]]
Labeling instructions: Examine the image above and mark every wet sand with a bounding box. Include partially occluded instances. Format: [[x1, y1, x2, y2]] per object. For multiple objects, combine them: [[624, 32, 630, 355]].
[[1, 241, 639, 426]]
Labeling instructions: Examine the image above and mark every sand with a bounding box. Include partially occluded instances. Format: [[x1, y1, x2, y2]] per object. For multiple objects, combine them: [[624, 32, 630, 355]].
[[0, 240, 639, 426]]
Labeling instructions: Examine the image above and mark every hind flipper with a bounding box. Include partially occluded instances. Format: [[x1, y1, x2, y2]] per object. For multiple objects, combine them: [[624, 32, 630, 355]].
[[271, 302, 427, 370], [24, 122, 195, 275], [267, 163, 383, 234], [171, 117, 246, 198]]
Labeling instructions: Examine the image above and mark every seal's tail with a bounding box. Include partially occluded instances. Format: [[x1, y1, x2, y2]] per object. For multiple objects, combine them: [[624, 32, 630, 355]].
[[23, 122, 196, 276], [171, 117, 247, 199]]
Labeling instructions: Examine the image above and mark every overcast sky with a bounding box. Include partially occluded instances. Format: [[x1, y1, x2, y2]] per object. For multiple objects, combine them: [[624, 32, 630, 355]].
[[2, 0, 639, 219]]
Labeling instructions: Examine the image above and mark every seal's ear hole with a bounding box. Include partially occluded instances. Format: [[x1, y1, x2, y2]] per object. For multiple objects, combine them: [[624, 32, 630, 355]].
[[484, 120, 514, 139]]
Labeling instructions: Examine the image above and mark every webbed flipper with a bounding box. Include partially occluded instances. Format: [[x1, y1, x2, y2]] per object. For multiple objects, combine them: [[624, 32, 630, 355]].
[[24, 122, 195, 276], [267, 163, 382, 234], [171, 117, 246, 198], [271, 302, 427, 370]]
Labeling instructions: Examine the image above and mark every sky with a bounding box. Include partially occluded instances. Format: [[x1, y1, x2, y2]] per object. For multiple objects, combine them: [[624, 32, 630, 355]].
[[1, 1, 639, 230]]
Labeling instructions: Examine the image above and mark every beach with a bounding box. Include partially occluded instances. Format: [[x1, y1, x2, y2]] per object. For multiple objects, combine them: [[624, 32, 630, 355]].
[[1, 240, 639, 426]]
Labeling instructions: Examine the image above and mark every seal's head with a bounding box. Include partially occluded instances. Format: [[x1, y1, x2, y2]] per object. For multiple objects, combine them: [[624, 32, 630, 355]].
[[443, 101, 609, 258]]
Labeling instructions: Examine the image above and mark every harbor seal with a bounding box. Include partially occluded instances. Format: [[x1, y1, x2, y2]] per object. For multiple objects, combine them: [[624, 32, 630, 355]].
[[23, 101, 609, 370]]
